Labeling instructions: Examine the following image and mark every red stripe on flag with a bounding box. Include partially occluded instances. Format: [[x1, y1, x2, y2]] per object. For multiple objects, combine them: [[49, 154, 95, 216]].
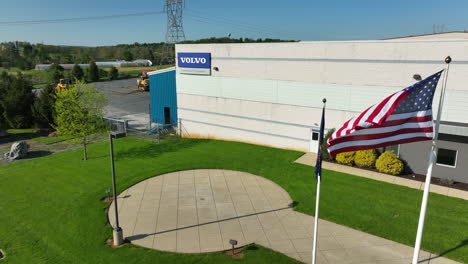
[[329, 136, 433, 157], [379, 115, 433, 128], [346, 106, 373, 134], [332, 119, 351, 140], [373, 91, 409, 125], [354, 115, 433, 131], [331, 105, 373, 140], [365, 92, 396, 124], [328, 127, 433, 145]]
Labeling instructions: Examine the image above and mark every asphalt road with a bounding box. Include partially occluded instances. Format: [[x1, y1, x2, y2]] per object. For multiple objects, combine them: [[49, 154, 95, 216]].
[[94, 79, 150, 129]]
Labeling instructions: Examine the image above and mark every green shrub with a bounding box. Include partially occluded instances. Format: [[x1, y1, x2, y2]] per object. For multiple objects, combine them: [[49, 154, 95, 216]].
[[336, 151, 355, 166], [71, 64, 84, 81], [32, 84, 56, 128], [99, 68, 108, 79], [320, 128, 335, 161], [108, 66, 119, 80], [375, 151, 404, 175], [0, 72, 35, 128], [355, 149, 378, 168], [87, 61, 99, 82]]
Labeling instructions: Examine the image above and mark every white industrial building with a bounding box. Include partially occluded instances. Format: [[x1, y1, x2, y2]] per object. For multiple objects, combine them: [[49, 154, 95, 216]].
[[153, 38, 468, 183]]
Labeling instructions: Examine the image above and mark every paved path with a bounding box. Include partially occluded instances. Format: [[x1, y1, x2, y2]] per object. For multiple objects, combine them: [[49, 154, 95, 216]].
[[295, 153, 468, 201], [109, 170, 461, 264]]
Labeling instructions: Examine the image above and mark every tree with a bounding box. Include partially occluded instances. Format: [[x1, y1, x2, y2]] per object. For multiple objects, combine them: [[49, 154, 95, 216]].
[[54, 82, 108, 160], [52, 69, 63, 83], [108, 66, 119, 80], [71, 64, 84, 82], [0, 72, 35, 128], [32, 84, 56, 128], [0, 71, 8, 129], [123, 49, 133, 61], [87, 61, 99, 82], [78, 53, 92, 64], [320, 128, 335, 161], [50, 63, 64, 72]]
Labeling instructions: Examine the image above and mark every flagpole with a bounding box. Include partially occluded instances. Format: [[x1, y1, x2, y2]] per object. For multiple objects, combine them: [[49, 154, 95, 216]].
[[312, 172, 321, 264], [411, 56, 451, 264], [312, 98, 326, 264]]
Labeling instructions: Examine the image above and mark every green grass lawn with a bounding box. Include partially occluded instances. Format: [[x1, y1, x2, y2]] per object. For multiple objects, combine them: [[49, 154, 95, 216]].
[[4, 129, 66, 145], [0, 138, 467, 264]]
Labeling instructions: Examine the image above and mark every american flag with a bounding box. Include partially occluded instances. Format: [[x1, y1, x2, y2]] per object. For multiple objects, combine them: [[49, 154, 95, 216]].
[[327, 70, 444, 157]]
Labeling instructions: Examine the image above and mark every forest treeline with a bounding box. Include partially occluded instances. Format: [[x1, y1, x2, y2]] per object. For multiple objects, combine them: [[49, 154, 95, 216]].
[[0, 37, 296, 70]]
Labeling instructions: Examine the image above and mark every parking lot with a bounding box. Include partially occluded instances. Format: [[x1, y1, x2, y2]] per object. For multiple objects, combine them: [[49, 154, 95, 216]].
[[95, 78, 151, 129]]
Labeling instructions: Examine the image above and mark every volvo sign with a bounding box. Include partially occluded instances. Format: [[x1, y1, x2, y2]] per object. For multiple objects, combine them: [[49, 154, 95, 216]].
[[177, 52, 211, 75]]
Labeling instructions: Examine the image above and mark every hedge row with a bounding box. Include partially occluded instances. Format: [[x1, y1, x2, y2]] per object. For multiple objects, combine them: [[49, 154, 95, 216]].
[[335, 149, 404, 175]]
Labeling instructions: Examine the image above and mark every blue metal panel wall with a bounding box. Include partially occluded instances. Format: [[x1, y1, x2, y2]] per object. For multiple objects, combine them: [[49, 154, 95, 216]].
[[149, 69, 177, 125]]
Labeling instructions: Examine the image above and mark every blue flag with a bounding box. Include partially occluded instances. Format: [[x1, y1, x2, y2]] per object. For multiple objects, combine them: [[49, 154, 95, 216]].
[[315, 105, 325, 179]]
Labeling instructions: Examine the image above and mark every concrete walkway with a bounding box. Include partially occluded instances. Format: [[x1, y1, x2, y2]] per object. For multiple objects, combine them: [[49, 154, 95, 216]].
[[295, 153, 468, 201], [109, 170, 461, 264]]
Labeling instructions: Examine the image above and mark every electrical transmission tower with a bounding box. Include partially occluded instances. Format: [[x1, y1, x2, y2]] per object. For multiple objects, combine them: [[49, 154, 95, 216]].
[[165, 0, 185, 44]]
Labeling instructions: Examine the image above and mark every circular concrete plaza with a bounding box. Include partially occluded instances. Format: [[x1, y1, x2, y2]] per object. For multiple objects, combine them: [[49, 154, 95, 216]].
[[108, 170, 452, 264], [108, 170, 316, 259]]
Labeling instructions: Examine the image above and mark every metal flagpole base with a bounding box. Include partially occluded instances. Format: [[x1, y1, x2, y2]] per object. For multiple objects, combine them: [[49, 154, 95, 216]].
[[113, 227, 124, 246]]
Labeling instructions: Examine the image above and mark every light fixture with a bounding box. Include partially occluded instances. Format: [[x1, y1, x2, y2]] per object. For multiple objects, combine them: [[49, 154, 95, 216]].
[[229, 239, 238, 255], [413, 74, 422, 81]]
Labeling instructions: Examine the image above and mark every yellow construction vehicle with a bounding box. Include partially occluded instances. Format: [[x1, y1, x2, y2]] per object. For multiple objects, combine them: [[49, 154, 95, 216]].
[[55, 78, 71, 92], [137, 71, 150, 91]]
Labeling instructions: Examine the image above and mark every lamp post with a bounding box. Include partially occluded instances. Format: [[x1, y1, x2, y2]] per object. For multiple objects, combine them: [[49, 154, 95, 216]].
[[110, 133, 123, 246], [229, 239, 238, 256]]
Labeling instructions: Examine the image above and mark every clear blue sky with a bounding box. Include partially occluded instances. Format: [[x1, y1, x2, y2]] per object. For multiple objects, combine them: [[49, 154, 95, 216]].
[[0, 0, 467, 46]]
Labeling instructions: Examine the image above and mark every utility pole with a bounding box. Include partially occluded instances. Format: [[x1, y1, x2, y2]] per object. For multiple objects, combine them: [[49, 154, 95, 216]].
[[165, 0, 185, 44], [163, 0, 185, 64]]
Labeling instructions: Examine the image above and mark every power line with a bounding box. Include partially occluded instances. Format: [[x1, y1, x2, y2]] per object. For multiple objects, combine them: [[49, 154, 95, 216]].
[[186, 16, 268, 35], [185, 9, 301, 39], [0, 11, 165, 26], [186, 8, 294, 36], [185, 14, 300, 39]]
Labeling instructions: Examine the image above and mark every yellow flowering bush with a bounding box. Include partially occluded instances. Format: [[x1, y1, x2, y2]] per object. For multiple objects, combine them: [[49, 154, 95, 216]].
[[375, 151, 404, 175]]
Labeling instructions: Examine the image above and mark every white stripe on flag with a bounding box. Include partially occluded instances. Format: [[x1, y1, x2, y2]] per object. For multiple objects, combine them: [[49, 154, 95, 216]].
[[338, 104, 374, 138], [339, 116, 358, 137], [386, 110, 432, 121], [331, 110, 432, 142], [328, 132, 433, 152], [371, 91, 405, 124], [336, 120, 433, 137]]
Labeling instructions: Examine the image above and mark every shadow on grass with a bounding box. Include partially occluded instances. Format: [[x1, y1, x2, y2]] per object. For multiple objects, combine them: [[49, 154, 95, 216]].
[[0, 132, 38, 145], [244, 245, 259, 251], [419, 239, 468, 263], [114, 138, 208, 161], [27, 150, 54, 159], [0, 151, 53, 164]]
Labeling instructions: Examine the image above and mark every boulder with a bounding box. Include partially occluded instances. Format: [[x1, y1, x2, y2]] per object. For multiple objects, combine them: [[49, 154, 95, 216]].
[[48, 131, 57, 138], [4, 141, 30, 160]]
